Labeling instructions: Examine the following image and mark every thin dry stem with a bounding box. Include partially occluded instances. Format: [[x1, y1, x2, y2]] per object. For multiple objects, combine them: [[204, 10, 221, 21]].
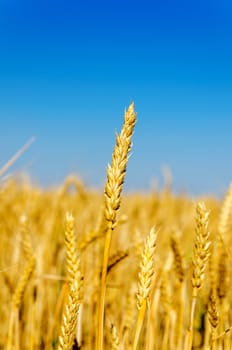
[[0, 137, 35, 178]]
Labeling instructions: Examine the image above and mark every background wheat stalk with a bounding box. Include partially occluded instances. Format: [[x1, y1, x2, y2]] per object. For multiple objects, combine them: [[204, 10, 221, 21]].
[[6, 215, 36, 350], [133, 227, 156, 350], [208, 287, 219, 350], [185, 201, 211, 350], [58, 213, 82, 350]]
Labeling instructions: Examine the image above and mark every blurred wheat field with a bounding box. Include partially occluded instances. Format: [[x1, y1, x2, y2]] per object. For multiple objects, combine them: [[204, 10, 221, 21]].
[[1, 104, 232, 350]]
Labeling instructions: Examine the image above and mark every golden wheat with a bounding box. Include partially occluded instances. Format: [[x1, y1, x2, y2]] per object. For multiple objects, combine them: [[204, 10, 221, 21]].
[[57, 213, 81, 350], [97, 103, 136, 350], [1, 105, 232, 350]]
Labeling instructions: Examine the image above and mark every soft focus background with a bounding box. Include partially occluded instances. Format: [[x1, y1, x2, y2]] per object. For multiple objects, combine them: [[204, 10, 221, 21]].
[[0, 0, 232, 196]]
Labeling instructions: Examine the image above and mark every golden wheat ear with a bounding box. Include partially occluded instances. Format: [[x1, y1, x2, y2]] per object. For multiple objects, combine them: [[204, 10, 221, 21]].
[[57, 213, 82, 350], [132, 227, 157, 350], [191, 202, 211, 295], [185, 201, 211, 350], [109, 323, 120, 350], [170, 233, 185, 284], [7, 215, 36, 350], [207, 287, 219, 350], [97, 103, 136, 350]]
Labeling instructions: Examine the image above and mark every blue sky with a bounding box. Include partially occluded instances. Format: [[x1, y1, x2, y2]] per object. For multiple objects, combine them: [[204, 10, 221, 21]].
[[0, 0, 232, 196]]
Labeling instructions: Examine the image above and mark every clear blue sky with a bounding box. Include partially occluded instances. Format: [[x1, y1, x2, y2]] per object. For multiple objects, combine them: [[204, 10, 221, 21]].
[[0, 0, 232, 196]]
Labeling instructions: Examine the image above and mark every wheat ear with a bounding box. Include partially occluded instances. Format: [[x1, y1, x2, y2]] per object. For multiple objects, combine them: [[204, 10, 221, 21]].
[[7, 219, 35, 350], [208, 288, 219, 350], [6, 255, 36, 350], [20, 214, 34, 259], [218, 183, 232, 238], [110, 323, 120, 350], [170, 234, 185, 284], [97, 103, 136, 350], [132, 227, 157, 350], [58, 213, 82, 350], [217, 184, 232, 263], [185, 201, 211, 350], [170, 233, 185, 349]]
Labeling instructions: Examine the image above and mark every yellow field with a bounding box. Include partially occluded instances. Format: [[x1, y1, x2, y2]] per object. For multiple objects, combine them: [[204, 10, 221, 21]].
[[1, 104, 231, 350]]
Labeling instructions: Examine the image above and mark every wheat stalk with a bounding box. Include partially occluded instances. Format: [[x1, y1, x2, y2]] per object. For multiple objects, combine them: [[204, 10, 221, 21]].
[[97, 103, 136, 350]]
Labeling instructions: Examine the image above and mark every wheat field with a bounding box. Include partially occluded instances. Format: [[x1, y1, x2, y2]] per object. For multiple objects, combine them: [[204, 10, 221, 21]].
[[1, 104, 232, 350]]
